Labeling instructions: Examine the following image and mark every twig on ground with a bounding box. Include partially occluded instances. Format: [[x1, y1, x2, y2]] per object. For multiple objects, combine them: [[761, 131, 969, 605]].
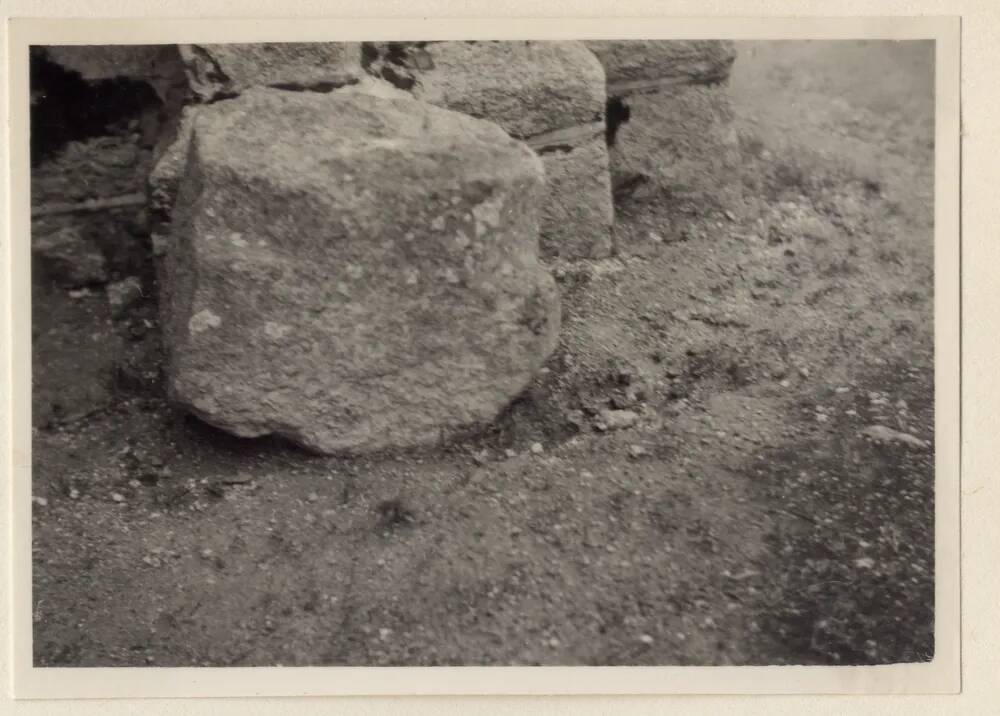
[[31, 192, 146, 218]]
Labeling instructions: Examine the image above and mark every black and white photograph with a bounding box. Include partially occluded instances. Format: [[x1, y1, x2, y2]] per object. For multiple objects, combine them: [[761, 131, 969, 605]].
[[20, 28, 954, 683]]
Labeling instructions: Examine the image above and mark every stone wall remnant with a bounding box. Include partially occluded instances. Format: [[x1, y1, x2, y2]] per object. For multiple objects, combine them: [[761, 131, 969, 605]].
[[48, 39, 746, 453], [161, 88, 560, 454]]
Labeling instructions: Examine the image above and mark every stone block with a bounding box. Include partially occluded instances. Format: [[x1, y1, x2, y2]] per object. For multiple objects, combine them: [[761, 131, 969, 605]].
[[528, 131, 614, 259], [178, 42, 364, 101], [585, 40, 737, 90], [584, 41, 741, 209], [609, 83, 740, 202], [410, 40, 605, 139], [161, 88, 560, 454]]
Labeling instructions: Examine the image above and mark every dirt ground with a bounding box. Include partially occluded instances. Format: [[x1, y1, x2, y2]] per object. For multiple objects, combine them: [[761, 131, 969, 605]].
[[31, 40, 935, 667]]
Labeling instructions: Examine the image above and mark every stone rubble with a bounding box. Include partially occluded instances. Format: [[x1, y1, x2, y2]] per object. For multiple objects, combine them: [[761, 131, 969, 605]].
[[32, 225, 108, 288], [47, 40, 747, 454]]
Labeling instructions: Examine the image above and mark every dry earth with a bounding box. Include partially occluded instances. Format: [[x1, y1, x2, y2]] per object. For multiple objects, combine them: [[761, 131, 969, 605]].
[[31, 40, 935, 666]]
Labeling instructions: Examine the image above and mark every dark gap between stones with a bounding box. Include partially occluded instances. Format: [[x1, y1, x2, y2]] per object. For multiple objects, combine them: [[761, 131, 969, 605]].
[[379, 65, 416, 91], [267, 78, 361, 93], [605, 95, 631, 147], [536, 144, 576, 156]]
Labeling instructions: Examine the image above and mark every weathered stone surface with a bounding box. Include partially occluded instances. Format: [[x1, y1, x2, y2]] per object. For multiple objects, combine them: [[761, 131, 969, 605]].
[[529, 133, 614, 259], [376, 40, 613, 259], [585, 40, 737, 89], [178, 42, 364, 101], [32, 225, 108, 288], [409, 41, 606, 139], [583, 40, 740, 207], [334, 75, 413, 101], [609, 84, 741, 205], [148, 76, 409, 227], [43, 44, 187, 103], [162, 88, 560, 454], [147, 75, 413, 318]]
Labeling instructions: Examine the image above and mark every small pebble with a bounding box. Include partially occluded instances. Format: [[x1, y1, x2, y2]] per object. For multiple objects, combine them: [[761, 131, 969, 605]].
[[530, 442, 544, 455], [111, 493, 125, 503], [627, 445, 647, 459], [68, 488, 80, 500], [639, 634, 654, 645], [307, 492, 319, 502], [31, 496, 48, 507], [597, 409, 639, 431]]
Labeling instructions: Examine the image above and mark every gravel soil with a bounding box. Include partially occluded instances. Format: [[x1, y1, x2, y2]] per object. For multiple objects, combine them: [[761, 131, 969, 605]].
[[30, 40, 935, 667]]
